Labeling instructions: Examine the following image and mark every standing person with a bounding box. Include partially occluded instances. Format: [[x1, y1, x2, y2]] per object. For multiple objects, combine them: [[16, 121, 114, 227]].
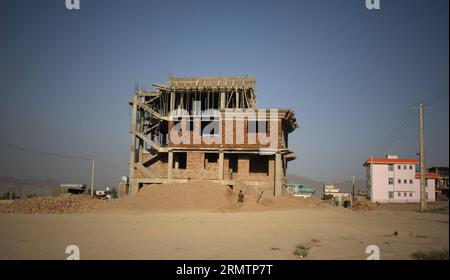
[[238, 190, 244, 203]]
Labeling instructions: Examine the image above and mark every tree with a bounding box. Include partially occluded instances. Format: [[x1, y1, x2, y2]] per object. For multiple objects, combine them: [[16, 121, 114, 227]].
[[110, 187, 118, 199], [0, 191, 20, 200]]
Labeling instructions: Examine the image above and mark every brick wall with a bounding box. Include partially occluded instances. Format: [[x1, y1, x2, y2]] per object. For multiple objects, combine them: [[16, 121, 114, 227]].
[[225, 154, 275, 183], [135, 151, 278, 187], [168, 118, 283, 149], [172, 152, 218, 180], [134, 153, 168, 179]]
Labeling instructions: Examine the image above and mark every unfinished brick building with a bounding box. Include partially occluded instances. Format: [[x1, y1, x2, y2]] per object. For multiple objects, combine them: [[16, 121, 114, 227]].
[[127, 76, 298, 196]]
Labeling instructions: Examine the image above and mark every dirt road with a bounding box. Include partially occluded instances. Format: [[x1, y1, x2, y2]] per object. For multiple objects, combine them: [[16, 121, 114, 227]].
[[0, 208, 447, 260]]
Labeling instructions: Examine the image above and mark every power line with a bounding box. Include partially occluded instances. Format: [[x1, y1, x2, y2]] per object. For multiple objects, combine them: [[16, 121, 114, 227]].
[[96, 160, 128, 173], [376, 108, 415, 154], [423, 91, 449, 106], [375, 86, 448, 155], [0, 141, 92, 161], [418, 86, 448, 105], [383, 112, 419, 153], [0, 141, 127, 173]]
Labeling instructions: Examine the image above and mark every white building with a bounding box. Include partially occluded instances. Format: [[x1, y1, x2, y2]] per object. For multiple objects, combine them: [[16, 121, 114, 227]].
[[363, 155, 436, 203], [285, 184, 316, 198], [323, 185, 352, 199]]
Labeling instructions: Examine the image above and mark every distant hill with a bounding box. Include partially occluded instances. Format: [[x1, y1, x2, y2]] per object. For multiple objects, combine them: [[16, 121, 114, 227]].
[[0, 177, 60, 198], [287, 174, 366, 197]]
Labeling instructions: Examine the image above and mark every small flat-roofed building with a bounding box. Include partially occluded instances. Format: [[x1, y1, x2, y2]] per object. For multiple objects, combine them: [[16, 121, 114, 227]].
[[323, 185, 352, 199], [286, 184, 316, 198]]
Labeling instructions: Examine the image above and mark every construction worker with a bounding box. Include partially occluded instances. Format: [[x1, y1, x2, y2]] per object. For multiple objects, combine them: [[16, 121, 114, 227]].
[[238, 190, 244, 203]]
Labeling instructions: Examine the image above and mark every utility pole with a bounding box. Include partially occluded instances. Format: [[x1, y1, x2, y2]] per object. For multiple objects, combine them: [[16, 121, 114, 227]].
[[352, 176, 356, 204], [418, 104, 427, 212], [9, 182, 13, 200], [90, 159, 95, 197]]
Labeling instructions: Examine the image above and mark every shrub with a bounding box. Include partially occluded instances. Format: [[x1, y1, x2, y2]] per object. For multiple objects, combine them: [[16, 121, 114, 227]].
[[411, 249, 449, 260], [294, 244, 310, 258]]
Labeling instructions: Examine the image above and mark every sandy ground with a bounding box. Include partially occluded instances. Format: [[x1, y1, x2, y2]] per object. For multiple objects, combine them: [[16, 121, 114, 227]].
[[0, 200, 13, 205], [0, 207, 448, 260]]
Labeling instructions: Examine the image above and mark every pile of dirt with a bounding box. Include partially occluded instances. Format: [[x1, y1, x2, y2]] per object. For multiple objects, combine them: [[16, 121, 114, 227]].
[[352, 200, 380, 211], [259, 196, 333, 210], [0, 182, 337, 214], [99, 181, 333, 213], [100, 181, 237, 212], [1, 195, 102, 214]]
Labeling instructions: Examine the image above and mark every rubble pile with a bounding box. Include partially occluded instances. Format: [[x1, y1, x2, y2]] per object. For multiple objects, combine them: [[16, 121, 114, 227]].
[[2, 195, 101, 214], [352, 200, 380, 211]]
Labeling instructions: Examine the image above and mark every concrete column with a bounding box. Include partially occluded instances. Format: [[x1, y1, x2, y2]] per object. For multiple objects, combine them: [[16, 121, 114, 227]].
[[235, 90, 240, 108], [129, 93, 138, 196], [170, 91, 175, 114], [274, 153, 283, 197], [168, 151, 173, 180], [138, 148, 143, 163], [130, 181, 139, 196], [218, 151, 224, 181], [138, 96, 144, 150], [220, 91, 226, 109]]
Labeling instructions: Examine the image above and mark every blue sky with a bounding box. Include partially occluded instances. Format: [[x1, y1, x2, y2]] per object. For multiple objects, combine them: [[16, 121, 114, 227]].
[[0, 0, 448, 187]]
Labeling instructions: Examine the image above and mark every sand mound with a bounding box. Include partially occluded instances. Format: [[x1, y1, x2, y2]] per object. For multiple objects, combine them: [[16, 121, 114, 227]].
[[352, 200, 380, 211], [259, 196, 332, 209], [0, 182, 335, 214], [99, 181, 332, 213], [1, 195, 102, 214], [100, 181, 237, 212]]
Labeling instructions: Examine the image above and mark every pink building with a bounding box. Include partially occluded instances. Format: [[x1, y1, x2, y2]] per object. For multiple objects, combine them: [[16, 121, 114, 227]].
[[363, 155, 436, 203]]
